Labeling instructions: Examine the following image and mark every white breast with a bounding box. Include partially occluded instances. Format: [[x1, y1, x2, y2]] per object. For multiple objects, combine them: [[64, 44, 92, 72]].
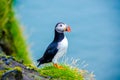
[[52, 36, 68, 63]]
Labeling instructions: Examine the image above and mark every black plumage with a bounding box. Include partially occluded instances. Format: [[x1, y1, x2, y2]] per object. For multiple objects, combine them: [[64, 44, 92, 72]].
[[37, 23, 65, 67]]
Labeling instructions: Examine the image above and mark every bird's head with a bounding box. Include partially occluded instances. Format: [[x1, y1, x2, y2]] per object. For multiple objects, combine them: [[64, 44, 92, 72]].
[[55, 22, 71, 33]]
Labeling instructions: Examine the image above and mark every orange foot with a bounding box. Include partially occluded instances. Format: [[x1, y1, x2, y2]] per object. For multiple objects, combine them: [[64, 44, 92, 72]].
[[53, 63, 65, 70]]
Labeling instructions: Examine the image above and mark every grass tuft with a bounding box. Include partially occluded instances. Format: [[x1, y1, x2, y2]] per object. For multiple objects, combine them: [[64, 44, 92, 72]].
[[38, 64, 83, 80]]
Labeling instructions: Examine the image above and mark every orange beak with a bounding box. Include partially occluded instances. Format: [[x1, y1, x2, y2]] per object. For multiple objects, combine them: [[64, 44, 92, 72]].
[[65, 26, 71, 32]]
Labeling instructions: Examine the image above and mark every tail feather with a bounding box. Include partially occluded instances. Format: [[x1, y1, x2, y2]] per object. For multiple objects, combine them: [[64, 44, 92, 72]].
[[37, 62, 41, 67], [37, 57, 44, 67]]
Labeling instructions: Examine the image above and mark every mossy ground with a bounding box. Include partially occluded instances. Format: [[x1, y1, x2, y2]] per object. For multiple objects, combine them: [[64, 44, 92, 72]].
[[38, 64, 84, 80]]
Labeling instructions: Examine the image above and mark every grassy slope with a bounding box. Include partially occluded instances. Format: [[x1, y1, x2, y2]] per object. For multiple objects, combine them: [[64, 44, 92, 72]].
[[0, 0, 32, 64], [38, 64, 84, 80]]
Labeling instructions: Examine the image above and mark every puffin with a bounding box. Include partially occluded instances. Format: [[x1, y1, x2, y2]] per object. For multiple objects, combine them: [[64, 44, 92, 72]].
[[37, 22, 71, 69]]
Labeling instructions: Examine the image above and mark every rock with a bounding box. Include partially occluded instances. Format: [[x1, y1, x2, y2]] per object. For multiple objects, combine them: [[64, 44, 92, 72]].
[[0, 55, 49, 80], [1, 70, 23, 80], [1, 56, 13, 65], [1, 56, 7, 61]]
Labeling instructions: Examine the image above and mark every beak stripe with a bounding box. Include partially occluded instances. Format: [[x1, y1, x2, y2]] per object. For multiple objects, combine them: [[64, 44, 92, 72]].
[[66, 26, 71, 32]]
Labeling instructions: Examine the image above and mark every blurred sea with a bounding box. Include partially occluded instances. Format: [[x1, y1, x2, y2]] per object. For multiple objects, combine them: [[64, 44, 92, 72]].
[[14, 0, 120, 80]]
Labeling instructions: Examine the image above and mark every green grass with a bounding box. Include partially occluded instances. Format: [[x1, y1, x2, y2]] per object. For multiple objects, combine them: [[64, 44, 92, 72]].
[[38, 64, 84, 80], [0, 0, 32, 64]]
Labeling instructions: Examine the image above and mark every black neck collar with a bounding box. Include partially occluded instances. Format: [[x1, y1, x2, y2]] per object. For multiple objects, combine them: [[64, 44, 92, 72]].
[[53, 30, 64, 42]]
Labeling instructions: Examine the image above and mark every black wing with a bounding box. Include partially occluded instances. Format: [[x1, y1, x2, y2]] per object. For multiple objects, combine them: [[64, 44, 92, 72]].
[[37, 42, 58, 67], [43, 42, 58, 62]]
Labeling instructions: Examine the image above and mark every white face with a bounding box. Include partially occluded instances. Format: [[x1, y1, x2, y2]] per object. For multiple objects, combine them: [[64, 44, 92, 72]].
[[55, 23, 67, 33]]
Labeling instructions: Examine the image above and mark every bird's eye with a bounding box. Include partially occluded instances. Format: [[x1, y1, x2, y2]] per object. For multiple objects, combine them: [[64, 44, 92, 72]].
[[60, 24, 62, 27]]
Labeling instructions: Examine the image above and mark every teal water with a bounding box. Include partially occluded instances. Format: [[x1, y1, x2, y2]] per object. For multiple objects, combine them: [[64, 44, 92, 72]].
[[14, 0, 120, 80]]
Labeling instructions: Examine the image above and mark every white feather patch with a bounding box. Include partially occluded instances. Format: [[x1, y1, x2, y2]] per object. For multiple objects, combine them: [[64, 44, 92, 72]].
[[52, 36, 68, 63]]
